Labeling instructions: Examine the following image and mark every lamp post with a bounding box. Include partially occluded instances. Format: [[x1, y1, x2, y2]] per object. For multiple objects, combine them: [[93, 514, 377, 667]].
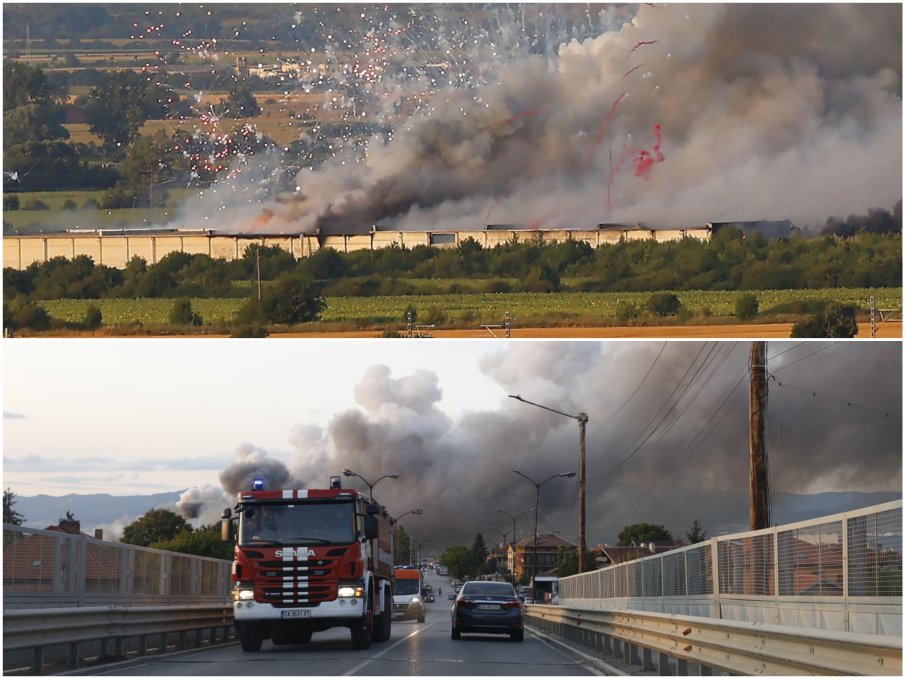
[[342, 468, 400, 502], [393, 508, 423, 565], [413, 537, 434, 567], [488, 526, 508, 577], [511, 469, 576, 599], [495, 506, 534, 584], [509, 394, 589, 573]]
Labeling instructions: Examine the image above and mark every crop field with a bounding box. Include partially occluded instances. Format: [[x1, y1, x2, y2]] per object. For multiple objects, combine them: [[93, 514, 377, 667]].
[[38, 287, 902, 329]]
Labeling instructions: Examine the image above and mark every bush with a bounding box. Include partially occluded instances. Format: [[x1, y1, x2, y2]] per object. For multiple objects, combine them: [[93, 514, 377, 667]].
[[83, 304, 102, 330], [615, 301, 641, 324], [5, 296, 51, 331], [790, 304, 858, 338], [421, 305, 446, 326], [380, 329, 402, 338], [22, 198, 49, 210], [4, 195, 20, 210], [231, 324, 269, 338], [646, 292, 681, 316], [735, 293, 759, 320], [62, 198, 78, 211], [484, 279, 512, 293], [169, 299, 202, 325]]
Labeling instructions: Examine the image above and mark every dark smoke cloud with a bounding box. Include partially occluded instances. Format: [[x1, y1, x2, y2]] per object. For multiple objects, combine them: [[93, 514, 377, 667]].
[[249, 3, 901, 234], [186, 342, 901, 548], [821, 199, 902, 236]]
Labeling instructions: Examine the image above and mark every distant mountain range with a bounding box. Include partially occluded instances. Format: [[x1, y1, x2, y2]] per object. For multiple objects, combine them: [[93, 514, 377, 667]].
[[9, 489, 900, 543], [14, 491, 186, 535]]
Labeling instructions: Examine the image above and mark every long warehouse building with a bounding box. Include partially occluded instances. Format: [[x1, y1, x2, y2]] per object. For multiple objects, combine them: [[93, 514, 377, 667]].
[[2, 221, 786, 270]]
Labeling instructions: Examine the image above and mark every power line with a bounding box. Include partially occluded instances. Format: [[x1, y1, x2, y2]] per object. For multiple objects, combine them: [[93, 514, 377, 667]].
[[599, 342, 667, 423], [770, 342, 839, 373], [774, 381, 902, 420]]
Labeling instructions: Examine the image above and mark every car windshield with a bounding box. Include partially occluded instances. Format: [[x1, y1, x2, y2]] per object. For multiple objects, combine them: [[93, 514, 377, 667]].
[[239, 501, 355, 546], [395, 578, 420, 595], [461, 582, 516, 597]]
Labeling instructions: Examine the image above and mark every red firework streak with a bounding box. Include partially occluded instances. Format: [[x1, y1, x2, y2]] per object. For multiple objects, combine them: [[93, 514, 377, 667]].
[[630, 39, 658, 53], [621, 63, 646, 80], [633, 124, 665, 179], [606, 125, 665, 211]]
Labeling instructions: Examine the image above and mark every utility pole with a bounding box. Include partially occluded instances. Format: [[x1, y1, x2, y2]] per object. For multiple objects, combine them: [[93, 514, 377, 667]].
[[749, 341, 770, 530], [256, 247, 262, 301], [577, 412, 588, 573]]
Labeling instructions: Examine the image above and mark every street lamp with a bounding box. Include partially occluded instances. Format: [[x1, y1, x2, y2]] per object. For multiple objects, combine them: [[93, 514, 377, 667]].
[[509, 394, 589, 573], [494, 506, 534, 545], [393, 508, 423, 565], [413, 537, 434, 567], [342, 468, 401, 502], [488, 526, 508, 576], [512, 469, 576, 599]]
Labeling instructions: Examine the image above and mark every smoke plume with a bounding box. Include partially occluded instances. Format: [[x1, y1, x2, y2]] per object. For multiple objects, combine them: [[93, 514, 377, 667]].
[[247, 3, 901, 234], [187, 342, 901, 548]]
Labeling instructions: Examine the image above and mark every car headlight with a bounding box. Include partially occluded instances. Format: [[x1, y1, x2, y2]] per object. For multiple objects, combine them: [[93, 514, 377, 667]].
[[338, 585, 365, 598]]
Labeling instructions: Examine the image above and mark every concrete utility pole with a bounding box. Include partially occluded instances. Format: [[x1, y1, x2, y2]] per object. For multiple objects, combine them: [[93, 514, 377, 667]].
[[748, 342, 770, 530]]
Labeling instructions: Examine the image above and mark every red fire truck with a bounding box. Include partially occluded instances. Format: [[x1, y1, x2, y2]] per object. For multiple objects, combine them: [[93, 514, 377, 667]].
[[221, 476, 395, 651]]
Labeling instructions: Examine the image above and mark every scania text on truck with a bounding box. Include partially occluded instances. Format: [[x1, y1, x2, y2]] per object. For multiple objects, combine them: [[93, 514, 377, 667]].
[[393, 567, 425, 622], [221, 476, 394, 651]]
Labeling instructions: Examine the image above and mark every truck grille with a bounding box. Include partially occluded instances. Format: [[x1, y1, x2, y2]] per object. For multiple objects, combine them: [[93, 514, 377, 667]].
[[250, 556, 342, 604]]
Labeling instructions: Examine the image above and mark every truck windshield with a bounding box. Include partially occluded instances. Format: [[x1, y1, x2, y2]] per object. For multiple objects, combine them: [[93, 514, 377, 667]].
[[395, 579, 420, 595], [239, 502, 355, 546]]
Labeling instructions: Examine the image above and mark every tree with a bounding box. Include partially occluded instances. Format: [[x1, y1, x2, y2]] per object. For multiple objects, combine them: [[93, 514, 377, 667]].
[[84, 71, 152, 146], [4, 488, 25, 526], [222, 81, 261, 118], [790, 304, 859, 338], [4, 63, 55, 111], [685, 520, 708, 544], [735, 293, 759, 321], [121, 508, 192, 547], [440, 545, 477, 580], [554, 547, 596, 577], [169, 299, 202, 326], [236, 272, 325, 325], [646, 292, 681, 316], [471, 533, 489, 571], [105, 136, 174, 207], [151, 524, 232, 559], [83, 304, 103, 330], [617, 523, 673, 547]]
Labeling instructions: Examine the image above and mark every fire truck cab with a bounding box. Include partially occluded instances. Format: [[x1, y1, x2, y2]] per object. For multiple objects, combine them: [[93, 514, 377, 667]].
[[222, 477, 394, 651]]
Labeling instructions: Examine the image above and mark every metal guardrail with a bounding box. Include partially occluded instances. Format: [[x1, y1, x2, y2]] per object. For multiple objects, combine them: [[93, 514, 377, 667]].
[[559, 501, 902, 635], [3, 525, 232, 609], [3, 605, 235, 674], [526, 604, 902, 675]]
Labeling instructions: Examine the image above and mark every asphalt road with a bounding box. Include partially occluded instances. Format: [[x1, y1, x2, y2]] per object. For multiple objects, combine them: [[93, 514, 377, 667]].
[[92, 570, 600, 676]]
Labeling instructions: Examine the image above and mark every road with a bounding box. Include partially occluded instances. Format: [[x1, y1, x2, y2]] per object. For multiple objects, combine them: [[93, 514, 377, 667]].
[[93, 570, 600, 676]]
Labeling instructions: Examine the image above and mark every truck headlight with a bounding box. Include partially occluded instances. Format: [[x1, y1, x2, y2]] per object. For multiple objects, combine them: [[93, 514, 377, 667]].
[[238, 589, 254, 600], [338, 585, 364, 598], [411, 597, 421, 604], [233, 581, 255, 602]]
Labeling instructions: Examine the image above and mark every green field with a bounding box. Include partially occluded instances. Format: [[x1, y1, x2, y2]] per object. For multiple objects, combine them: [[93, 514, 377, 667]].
[[39, 288, 902, 329]]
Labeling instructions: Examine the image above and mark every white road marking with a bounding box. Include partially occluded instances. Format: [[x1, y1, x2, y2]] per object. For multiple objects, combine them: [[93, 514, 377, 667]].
[[343, 622, 437, 676]]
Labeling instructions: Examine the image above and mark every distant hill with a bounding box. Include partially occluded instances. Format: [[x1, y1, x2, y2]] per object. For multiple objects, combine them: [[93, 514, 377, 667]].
[[14, 491, 185, 534]]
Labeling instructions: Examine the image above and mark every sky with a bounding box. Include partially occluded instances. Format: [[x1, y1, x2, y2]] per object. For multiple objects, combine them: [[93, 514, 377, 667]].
[[4, 339, 902, 546]]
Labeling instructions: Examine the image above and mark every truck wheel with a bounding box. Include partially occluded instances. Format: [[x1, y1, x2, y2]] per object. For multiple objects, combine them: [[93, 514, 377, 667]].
[[239, 624, 263, 652], [372, 590, 392, 642], [351, 605, 373, 650]]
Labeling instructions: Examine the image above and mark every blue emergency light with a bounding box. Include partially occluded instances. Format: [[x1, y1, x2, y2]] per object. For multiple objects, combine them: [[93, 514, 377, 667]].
[[252, 478, 264, 491]]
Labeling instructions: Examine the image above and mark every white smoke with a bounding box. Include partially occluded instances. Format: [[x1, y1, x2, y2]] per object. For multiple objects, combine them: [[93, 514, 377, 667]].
[[241, 3, 901, 233], [188, 342, 901, 547]]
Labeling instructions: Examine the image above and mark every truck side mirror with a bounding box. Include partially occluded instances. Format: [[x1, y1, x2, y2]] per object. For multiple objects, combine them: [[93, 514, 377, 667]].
[[221, 509, 234, 543], [364, 514, 379, 540]]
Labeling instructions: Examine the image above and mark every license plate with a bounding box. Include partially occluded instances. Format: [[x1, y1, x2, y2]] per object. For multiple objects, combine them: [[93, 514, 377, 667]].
[[477, 604, 501, 610], [281, 609, 311, 618]]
